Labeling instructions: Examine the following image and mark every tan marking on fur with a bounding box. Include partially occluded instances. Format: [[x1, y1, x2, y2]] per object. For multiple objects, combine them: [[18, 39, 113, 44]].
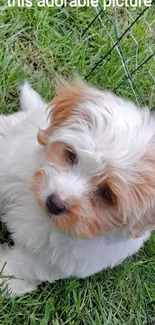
[[53, 197, 101, 238], [32, 167, 127, 237], [129, 148, 155, 237], [37, 128, 51, 146], [31, 170, 47, 207], [94, 149, 155, 238], [94, 171, 128, 230], [37, 80, 86, 146], [46, 142, 69, 167], [53, 171, 127, 237], [55, 172, 127, 238]]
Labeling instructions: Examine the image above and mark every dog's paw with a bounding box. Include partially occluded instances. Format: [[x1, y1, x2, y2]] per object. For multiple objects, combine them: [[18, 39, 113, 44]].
[[0, 245, 39, 297], [0, 276, 38, 297]]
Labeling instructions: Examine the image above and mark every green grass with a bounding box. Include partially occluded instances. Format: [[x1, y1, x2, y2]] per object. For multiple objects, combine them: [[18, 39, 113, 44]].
[[0, 2, 155, 324]]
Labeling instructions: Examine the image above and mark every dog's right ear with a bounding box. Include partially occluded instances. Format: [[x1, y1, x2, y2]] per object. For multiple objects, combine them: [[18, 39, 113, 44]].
[[20, 82, 45, 112]]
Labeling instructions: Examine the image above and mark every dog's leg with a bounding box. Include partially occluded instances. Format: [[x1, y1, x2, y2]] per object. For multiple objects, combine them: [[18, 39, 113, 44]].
[[0, 245, 42, 297]]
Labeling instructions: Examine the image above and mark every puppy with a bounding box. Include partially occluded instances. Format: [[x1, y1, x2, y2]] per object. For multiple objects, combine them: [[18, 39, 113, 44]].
[[0, 78, 154, 297]]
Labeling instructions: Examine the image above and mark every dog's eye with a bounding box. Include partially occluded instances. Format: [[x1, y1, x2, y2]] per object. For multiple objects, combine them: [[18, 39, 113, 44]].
[[99, 186, 116, 204], [66, 149, 77, 165]]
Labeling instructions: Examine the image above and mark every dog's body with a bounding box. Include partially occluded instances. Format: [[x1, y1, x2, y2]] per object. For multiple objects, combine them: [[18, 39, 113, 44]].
[[0, 81, 154, 297]]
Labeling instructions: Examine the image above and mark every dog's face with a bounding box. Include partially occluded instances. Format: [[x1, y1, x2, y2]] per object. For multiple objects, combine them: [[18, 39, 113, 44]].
[[32, 79, 155, 238]]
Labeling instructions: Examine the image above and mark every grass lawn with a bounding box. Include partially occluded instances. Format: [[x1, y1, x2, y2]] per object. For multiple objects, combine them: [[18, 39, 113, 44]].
[[0, 2, 155, 324]]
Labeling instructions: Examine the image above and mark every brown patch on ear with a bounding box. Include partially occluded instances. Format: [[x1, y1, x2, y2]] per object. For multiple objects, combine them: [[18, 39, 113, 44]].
[[51, 81, 85, 129], [129, 147, 155, 238], [101, 146, 155, 238], [97, 172, 128, 211], [101, 174, 127, 229], [93, 172, 129, 232], [37, 79, 86, 146], [55, 77, 86, 95]]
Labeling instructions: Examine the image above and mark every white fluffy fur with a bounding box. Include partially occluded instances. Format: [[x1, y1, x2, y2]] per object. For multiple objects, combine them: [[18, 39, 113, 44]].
[[0, 82, 152, 297]]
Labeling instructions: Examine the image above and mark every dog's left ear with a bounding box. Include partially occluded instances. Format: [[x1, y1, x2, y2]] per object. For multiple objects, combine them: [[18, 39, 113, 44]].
[[37, 77, 86, 147]]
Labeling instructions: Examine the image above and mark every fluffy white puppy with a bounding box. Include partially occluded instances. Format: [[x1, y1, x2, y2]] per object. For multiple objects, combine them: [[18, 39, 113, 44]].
[[0, 79, 154, 297]]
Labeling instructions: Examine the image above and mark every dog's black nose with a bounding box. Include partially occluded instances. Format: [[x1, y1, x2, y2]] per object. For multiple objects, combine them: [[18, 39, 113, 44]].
[[46, 194, 67, 215]]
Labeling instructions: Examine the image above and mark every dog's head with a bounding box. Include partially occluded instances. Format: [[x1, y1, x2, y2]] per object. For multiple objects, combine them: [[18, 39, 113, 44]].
[[32, 78, 155, 238]]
